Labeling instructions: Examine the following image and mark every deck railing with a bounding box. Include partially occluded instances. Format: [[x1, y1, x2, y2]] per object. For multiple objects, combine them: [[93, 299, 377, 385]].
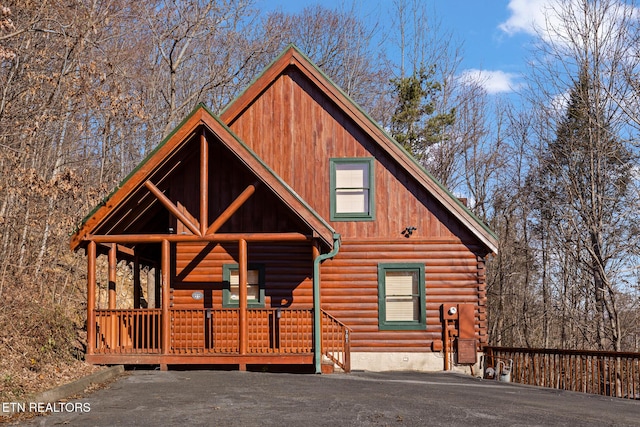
[[248, 308, 314, 353], [321, 310, 351, 373], [485, 346, 640, 399], [95, 308, 316, 355], [171, 308, 314, 354], [93, 308, 351, 371], [95, 309, 161, 353]]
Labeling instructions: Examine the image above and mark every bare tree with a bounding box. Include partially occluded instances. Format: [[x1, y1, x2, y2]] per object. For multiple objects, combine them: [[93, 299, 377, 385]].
[[525, 0, 640, 352], [262, 4, 392, 123], [388, 0, 467, 188]]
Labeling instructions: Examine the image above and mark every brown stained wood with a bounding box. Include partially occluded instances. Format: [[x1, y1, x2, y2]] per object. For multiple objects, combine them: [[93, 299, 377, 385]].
[[87, 232, 311, 244], [87, 241, 96, 355], [108, 244, 116, 310], [74, 48, 497, 368], [206, 182, 258, 235], [173, 156, 201, 235], [70, 106, 336, 252], [337, 240, 479, 251], [317, 239, 483, 352], [221, 47, 496, 252], [172, 242, 314, 296], [239, 238, 247, 355], [145, 180, 202, 236], [70, 109, 207, 250], [161, 239, 171, 355], [200, 133, 208, 236]]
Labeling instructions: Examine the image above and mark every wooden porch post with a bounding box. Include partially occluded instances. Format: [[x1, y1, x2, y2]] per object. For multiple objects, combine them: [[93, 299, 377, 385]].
[[87, 241, 96, 356], [154, 265, 161, 308], [239, 238, 248, 362], [108, 243, 117, 350], [161, 239, 171, 364], [312, 242, 321, 371], [108, 243, 116, 309], [133, 254, 140, 309], [200, 132, 208, 236]]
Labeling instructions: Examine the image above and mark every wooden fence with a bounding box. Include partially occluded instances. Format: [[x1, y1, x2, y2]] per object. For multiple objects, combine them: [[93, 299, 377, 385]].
[[485, 346, 640, 399]]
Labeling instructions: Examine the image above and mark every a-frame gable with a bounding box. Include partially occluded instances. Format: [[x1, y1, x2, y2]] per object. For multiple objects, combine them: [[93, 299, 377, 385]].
[[70, 105, 336, 251], [221, 45, 498, 254]]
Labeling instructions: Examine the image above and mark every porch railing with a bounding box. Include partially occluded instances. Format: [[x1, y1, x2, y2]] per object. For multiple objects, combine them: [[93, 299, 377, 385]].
[[93, 308, 315, 355], [485, 346, 640, 399], [93, 308, 350, 372], [170, 308, 314, 354], [95, 309, 162, 353], [321, 310, 351, 373]]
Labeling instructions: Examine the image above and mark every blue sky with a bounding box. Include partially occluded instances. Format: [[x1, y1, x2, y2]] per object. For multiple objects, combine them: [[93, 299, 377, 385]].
[[256, 0, 549, 95]]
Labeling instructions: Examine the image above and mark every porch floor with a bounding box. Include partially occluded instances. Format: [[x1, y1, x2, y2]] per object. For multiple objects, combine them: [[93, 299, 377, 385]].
[[86, 353, 314, 368]]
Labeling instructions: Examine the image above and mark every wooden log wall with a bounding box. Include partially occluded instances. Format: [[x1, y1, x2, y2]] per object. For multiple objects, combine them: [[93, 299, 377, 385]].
[[226, 66, 491, 353], [171, 241, 314, 310], [320, 239, 487, 353]]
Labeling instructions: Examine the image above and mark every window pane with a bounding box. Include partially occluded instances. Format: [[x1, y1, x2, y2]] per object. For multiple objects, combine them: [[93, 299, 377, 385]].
[[386, 296, 419, 321], [335, 189, 368, 213], [385, 270, 419, 321], [229, 269, 259, 302], [335, 163, 368, 188], [229, 269, 259, 285], [229, 284, 259, 301], [385, 271, 418, 295]]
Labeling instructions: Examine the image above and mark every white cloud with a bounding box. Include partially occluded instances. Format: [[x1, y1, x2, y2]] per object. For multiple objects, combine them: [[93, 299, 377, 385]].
[[499, 0, 553, 36], [459, 69, 522, 95], [499, 0, 639, 47]]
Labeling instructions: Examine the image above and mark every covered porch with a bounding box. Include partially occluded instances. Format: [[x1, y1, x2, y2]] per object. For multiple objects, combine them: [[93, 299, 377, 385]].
[[72, 114, 347, 372], [84, 235, 350, 372], [87, 307, 348, 370]]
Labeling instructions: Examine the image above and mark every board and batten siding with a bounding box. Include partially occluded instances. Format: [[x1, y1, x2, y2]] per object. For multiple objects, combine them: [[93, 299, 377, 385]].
[[164, 133, 310, 237], [228, 68, 470, 242], [320, 240, 488, 352]]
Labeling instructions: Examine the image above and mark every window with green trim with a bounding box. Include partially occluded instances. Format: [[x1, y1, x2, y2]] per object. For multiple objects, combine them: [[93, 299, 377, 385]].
[[222, 264, 265, 308], [330, 158, 375, 221], [378, 263, 426, 330]]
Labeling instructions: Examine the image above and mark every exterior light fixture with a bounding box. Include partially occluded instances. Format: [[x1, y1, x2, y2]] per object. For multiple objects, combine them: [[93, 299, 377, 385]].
[[402, 226, 417, 238]]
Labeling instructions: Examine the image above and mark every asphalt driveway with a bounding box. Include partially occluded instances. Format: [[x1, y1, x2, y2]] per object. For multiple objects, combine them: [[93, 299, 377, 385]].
[[12, 369, 640, 426]]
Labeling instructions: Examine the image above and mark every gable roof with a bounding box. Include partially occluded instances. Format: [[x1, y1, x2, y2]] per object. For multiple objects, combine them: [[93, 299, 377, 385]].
[[221, 45, 498, 254], [70, 104, 336, 251]]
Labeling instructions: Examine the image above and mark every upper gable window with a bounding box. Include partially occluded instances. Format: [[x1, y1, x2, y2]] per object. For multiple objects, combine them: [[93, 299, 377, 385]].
[[330, 158, 375, 221]]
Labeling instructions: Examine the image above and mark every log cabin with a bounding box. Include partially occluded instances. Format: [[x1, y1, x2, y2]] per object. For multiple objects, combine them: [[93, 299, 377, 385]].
[[70, 45, 498, 373]]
